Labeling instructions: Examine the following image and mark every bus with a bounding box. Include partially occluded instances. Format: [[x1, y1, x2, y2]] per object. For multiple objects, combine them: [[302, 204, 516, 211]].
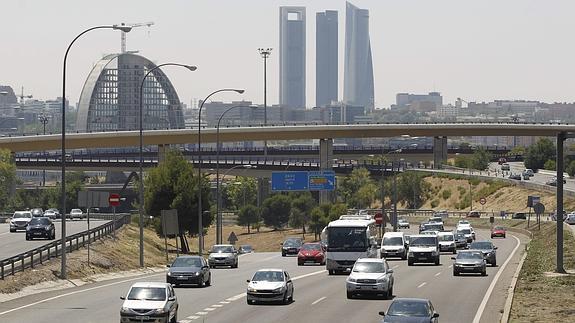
[[322, 215, 378, 275]]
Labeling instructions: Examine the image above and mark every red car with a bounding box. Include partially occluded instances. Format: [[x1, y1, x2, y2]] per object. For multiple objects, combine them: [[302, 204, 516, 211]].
[[491, 226, 506, 238], [297, 243, 325, 266]]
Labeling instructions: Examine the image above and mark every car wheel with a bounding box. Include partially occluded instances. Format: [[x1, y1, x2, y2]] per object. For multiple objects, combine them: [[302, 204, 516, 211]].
[[408, 259, 413, 266], [328, 270, 335, 275], [388, 284, 393, 299], [9, 229, 15, 233], [402, 252, 407, 260], [481, 269, 487, 276], [297, 261, 303, 266], [205, 274, 211, 286], [453, 270, 459, 276], [282, 252, 286, 257], [492, 260, 497, 267], [346, 291, 353, 299], [170, 311, 177, 323], [25, 235, 30, 241], [282, 291, 289, 304], [452, 248, 457, 254], [491, 235, 494, 239], [232, 261, 238, 269], [503, 234, 506, 238], [288, 289, 294, 302], [434, 257, 440, 266], [246, 298, 252, 305]]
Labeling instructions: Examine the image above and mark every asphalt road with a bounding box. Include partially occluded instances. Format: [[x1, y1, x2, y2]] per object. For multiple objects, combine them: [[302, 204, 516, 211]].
[[0, 228, 523, 323], [0, 219, 110, 260]]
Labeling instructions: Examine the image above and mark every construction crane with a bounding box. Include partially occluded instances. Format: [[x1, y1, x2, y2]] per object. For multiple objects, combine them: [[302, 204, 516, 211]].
[[18, 86, 32, 104], [119, 22, 154, 53]]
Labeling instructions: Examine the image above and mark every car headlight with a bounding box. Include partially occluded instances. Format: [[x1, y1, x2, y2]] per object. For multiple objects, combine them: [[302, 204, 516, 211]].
[[194, 272, 200, 276], [408, 251, 414, 257], [247, 286, 257, 292], [432, 250, 439, 256], [347, 277, 357, 283], [152, 308, 167, 315], [120, 307, 131, 314], [208, 254, 215, 259], [377, 277, 389, 284], [45, 227, 51, 231], [272, 287, 284, 293]]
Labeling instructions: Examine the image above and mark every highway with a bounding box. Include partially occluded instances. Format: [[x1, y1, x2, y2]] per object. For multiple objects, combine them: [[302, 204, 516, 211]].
[[0, 219, 109, 260], [0, 228, 526, 323]]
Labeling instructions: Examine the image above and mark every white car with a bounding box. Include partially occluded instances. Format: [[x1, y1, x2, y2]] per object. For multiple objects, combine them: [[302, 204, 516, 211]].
[[437, 231, 457, 254], [120, 282, 178, 323], [10, 211, 33, 232], [246, 269, 294, 304], [380, 232, 407, 260], [566, 213, 575, 225], [346, 258, 394, 299], [69, 208, 84, 220]]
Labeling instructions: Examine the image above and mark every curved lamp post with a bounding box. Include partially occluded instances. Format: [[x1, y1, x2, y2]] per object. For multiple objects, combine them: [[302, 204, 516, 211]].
[[197, 89, 244, 255], [139, 63, 197, 267], [215, 105, 258, 244], [60, 24, 132, 279]]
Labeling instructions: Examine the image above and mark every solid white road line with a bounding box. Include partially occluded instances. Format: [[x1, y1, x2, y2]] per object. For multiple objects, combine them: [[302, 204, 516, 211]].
[[0, 272, 165, 317], [417, 282, 427, 288], [472, 234, 521, 323], [311, 296, 326, 305]]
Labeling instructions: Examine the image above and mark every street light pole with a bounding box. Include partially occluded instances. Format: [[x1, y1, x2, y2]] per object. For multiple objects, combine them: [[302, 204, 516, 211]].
[[60, 24, 131, 279], [216, 105, 258, 244], [258, 48, 272, 156], [38, 114, 49, 186], [197, 89, 244, 255], [139, 63, 196, 267]]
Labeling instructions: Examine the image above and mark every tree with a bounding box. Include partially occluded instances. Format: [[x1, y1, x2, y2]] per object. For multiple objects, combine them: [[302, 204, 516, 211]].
[[566, 160, 575, 178], [544, 159, 556, 171], [328, 203, 349, 222], [289, 193, 316, 234], [224, 176, 257, 210], [144, 150, 212, 252], [524, 138, 556, 171], [396, 172, 431, 209], [470, 148, 492, 170], [237, 205, 260, 234], [0, 149, 18, 209], [338, 168, 376, 208], [309, 207, 328, 240], [261, 194, 291, 229]]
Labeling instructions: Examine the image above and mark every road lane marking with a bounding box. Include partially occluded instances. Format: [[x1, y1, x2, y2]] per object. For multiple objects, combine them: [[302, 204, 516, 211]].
[[226, 293, 246, 302], [434, 272, 441, 277], [212, 304, 223, 308], [417, 282, 427, 288], [195, 311, 208, 315], [311, 296, 326, 305], [219, 301, 230, 304], [180, 320, 192, 323], [186, 316, 200, 320], [204, 307, 215, 311], [0, 272, 165, 317], [472, 235, 521, 323]]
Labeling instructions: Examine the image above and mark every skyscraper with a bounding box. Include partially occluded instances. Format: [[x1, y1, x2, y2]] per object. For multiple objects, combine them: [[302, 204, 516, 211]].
[[279, 6, 306, 109], [343, 2, 374, 112], [316, 10, 338, 108]]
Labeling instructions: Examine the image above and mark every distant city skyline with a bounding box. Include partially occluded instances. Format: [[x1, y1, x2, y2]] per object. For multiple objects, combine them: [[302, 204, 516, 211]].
[[1, 0, 574, 109]]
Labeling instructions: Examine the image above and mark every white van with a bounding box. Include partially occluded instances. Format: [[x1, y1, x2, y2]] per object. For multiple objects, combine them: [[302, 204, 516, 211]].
[[380, 232, 407, 260]]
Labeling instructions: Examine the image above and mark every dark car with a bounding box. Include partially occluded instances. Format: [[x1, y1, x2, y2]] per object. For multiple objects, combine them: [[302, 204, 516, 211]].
[[379, 298, 439, 323], [31, 208, 44, 217], [512, 212, 526, 219], [424, 223, 444, 232], [281, 238, 303, 256], [452, 250, 487, 276], [26, 217, 55, 240], [166, 256, 211, 287], [238, 245, 253, 254], [509, 173, 522, 180], [454, 232, 468, 249], [418, 222, 430, 233], [469, 241, 497, 266], [297, 242, 325, 265]]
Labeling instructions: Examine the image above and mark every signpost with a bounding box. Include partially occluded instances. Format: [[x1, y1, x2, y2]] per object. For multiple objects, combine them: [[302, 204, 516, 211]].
[[78, 191, 109, 267], [308, 171, 335, 191], [228, 231, 238, 245], [479, 197, 486, 205], [109, 194, 120, 240], [534, 202, 545, 230], [271, 171, 336, 192], [161, 209, 179, 260]]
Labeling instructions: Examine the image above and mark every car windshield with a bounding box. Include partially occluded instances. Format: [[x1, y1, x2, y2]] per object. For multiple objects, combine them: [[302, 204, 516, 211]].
[[14, 212, 32, 218], [352, 262, 386, 273], [438, 234, 454, 241], [383, 237, 403, 246], [71, 209, 81, 213], [455, 233, 466, 240], [301, 244, 321, 251], [211, 246, 234, 253], [459, 221, 469, 225], [493, 226, 504, 231], [127, 287, 166, 301], [470, 242, 493, 250], [327, 227, 368, 250], [284, 239, 302, 247], [458, 252, 484, 260], [252, 271, 284, 282], [427, 224, 442, 230], [410, 236, 437, 247], [387, 300, 431, 317], [171, 257, 202, 267], [398, 219, 407, 223], [429, 217, 442, 223], [459, 229, 471, 234], [241, 245, 252, 251], [29, 218, 50, 225]]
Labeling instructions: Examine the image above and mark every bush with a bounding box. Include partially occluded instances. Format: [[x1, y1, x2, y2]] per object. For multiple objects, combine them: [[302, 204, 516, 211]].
[[544, 159, 556, 171], [567, 160, 575, 177], [441, 189, 451, 200], [430, 199, 439, 208]]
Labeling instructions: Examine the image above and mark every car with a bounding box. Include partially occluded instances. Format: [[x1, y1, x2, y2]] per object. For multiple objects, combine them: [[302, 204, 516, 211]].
[[501, 163, 510, 171], [437, 231, 457, 254], [407, 234, 440, 266], [120, 282, 178, 323], [456, 227, 475, 243], [246, 269, 294, 304], [433, 210, 449, 218], [551, 211, 567, 221], [522, 173, 530, 180], [457, 219, 471, 227], [454, 232, 468, 249], [546, 177, 566, 186], [281, 237, 303, 256], [397, 218, 410, 229], [469, 241, 497, 266], [379, 298, 439, 323], [491, 226, 506, 238], [238, 244, 254, 254], [26, 217, 55, 240], [418, 222, 430, 233], [522, 169, 534, 178], [467, 210, 481, 218], [166, 256, 211, 287], [70, 208, 84, 220], [9, 211, 33, 232], [452, 250, 487, 276], [346, 258, 394, 299], [498, 157, 507, 165], [512, 212, 527, 220], [566, 213, 575, 225], [420, 230, 439, 236], [509, 173, 522, 180], [30, 208, 44, 217], [428, 216, 444, 226], [424, 223, 444, 232], [43, 208, 61, 220], [380, 232, 407, 260], [208, 244, 238, 268], [297, 242, 326, 265]]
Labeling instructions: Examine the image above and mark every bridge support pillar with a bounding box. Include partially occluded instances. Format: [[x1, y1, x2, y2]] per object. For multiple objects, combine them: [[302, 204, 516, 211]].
[[319, 138, 334, 204], [433, 136, 448, 169]]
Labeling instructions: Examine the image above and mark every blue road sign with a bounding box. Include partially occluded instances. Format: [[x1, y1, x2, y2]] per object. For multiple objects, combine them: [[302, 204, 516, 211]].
[[308, 171, 335, 191], [271, 171, 309, 191]]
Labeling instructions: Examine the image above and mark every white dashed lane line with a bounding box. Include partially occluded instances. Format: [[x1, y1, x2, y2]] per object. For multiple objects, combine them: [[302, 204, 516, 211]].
[[311, 296, 327, 305], [434, 272, 441, 277], [417, 282, 427, 288]]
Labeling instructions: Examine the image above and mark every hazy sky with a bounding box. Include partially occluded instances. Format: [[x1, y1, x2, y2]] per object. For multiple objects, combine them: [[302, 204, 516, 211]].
[[2, 0, 574, 108]]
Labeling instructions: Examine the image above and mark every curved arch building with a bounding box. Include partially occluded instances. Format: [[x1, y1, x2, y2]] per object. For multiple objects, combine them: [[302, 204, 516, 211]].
[[76, 53, 184, 132]]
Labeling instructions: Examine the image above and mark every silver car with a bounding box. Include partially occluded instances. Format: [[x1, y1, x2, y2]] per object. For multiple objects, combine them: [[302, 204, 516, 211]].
[[469, 241, 497, 266], [452, 250, 487, 276], [120, 282, 178, 323], [208, 244, 238, 268], [346, 258, 394, 299], [246, 269, 294, 304]]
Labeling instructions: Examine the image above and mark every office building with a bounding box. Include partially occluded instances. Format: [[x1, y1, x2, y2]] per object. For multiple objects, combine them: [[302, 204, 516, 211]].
[[343, 2, 374, 112], [316, 10, 338, 108], [279, 6, 306, 109]]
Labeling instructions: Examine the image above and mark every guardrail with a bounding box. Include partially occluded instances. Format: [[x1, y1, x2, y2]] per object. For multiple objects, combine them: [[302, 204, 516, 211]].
[[0, 214, 131, 280]]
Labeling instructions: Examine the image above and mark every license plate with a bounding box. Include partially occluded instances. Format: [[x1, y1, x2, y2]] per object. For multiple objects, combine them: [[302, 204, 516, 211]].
[[177, 277, 187, 280], [34, 232, 42, 235], [418, 257, 427, 261], [138, 316, 149, 320]]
